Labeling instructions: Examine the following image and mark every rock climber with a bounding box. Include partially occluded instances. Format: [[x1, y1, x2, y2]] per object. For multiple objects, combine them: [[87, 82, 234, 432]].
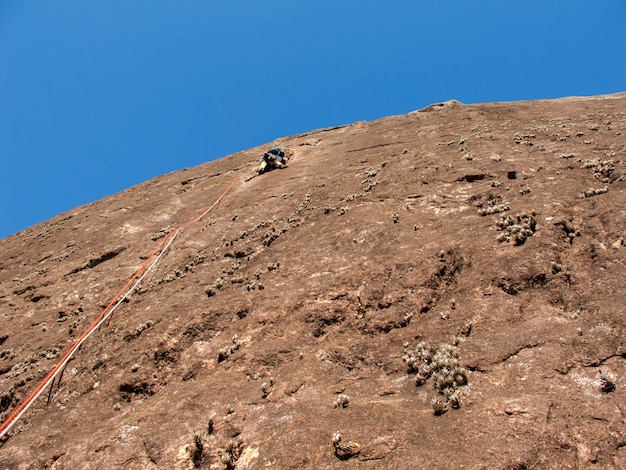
[[258, 147, 287, 175]]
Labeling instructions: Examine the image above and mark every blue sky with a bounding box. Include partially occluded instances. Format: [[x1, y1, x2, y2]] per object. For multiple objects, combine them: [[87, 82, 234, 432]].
[[1, 1, 625, 239]]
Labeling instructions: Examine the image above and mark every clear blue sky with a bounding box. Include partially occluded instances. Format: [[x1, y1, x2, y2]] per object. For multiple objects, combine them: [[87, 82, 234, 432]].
[[1, 1, 625, 239]]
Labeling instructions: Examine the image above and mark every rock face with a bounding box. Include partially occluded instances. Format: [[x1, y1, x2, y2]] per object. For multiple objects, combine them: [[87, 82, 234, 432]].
[[1, 93, 626, 469]]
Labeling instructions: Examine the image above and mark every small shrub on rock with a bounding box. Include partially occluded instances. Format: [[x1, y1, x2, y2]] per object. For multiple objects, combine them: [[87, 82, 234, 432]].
[[403, 341, 469, 415], [333, 393, 350, 408], [221, 436, 244, 470], [598, 369, 616, 393], [495, 211, 537, 245], [478, 203, 510, 216], [217, 334, 241, 363], [579, 187, 608, 198], [332, 431, 361, 460], [430, 396, 448, 415]]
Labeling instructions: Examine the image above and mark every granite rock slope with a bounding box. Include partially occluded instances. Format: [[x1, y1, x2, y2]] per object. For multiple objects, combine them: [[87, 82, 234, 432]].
[[1, 93, 626, 469]]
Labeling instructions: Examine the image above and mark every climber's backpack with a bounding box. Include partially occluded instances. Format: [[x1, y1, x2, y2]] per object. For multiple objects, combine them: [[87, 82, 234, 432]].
[[268, 147, 285, 158]]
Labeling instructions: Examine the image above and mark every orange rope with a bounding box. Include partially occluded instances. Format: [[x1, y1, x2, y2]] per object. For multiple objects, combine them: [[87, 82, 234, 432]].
[[0, 176, 240, 439], [185, 177, 238, 227]]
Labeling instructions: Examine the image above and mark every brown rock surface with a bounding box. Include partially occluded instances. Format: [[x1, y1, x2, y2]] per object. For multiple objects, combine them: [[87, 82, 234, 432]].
[[1, 93, 626, 469]]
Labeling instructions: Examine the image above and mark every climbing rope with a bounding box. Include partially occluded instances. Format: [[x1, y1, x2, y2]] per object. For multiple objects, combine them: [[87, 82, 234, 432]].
[[0, 176, 239, 440]]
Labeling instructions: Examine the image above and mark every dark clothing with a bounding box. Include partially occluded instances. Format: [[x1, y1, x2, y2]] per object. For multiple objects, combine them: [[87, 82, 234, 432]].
[[258, 148, 287, 174]]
